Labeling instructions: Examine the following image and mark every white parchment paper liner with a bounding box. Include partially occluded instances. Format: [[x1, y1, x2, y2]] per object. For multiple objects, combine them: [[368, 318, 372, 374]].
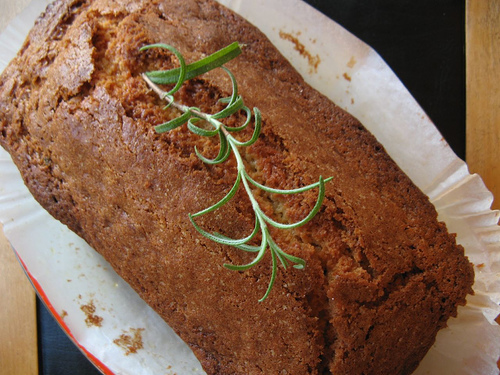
[[0, 0, 499, 374]]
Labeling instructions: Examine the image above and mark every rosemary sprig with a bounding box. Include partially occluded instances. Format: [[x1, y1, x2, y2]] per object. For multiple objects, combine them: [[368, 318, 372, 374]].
[[141, 42, 332, 301]]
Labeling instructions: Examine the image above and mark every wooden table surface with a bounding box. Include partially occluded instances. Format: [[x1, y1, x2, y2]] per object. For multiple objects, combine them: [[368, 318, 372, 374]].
[[0, 1, 40, 373], [466, 0, 500, 211], [0, 1, 499, 374]]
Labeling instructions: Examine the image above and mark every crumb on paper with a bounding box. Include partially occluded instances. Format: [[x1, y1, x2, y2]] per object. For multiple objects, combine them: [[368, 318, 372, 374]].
[[351, 98, 355, 105], [61, 310, 68, 319], [81, 300, 103, 327], [113, 328, 145, 355], [278, 30, 321, 74], [476, 263, 485, 269], [343, 72, 351, 82]]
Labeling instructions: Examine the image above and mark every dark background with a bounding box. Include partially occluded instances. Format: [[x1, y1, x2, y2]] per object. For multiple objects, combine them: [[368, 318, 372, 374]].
[[37, 0, 465, 374]]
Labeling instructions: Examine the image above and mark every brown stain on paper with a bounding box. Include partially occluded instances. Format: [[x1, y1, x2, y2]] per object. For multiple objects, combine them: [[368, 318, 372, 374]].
[[347, 55, 357, 68], [279, 30, 321, 73], [114, 328, 145, 355]]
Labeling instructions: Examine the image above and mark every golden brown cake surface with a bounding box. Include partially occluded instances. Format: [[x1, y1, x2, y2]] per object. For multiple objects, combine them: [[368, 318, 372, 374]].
[[0, 0, 474, 373]]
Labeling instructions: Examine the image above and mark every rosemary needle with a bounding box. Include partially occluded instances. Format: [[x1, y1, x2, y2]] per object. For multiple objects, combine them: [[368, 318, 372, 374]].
[[141, 42, 241, 85], [142, 42, 332, 301]]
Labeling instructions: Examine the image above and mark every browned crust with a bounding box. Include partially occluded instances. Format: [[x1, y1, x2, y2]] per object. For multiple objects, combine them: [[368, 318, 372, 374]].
[[0, 0, 474, 373]]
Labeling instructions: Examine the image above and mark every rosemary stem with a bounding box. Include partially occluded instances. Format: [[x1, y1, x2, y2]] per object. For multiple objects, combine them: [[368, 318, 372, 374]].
[[142, 73, 200, 117], [228, 136, 264, 218], [142, 73, 166, 99], [143, 70, 269, 233]]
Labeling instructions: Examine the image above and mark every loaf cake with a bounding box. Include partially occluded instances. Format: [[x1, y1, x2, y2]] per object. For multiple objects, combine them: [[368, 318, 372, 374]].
[[0, 0, 474, 373]]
